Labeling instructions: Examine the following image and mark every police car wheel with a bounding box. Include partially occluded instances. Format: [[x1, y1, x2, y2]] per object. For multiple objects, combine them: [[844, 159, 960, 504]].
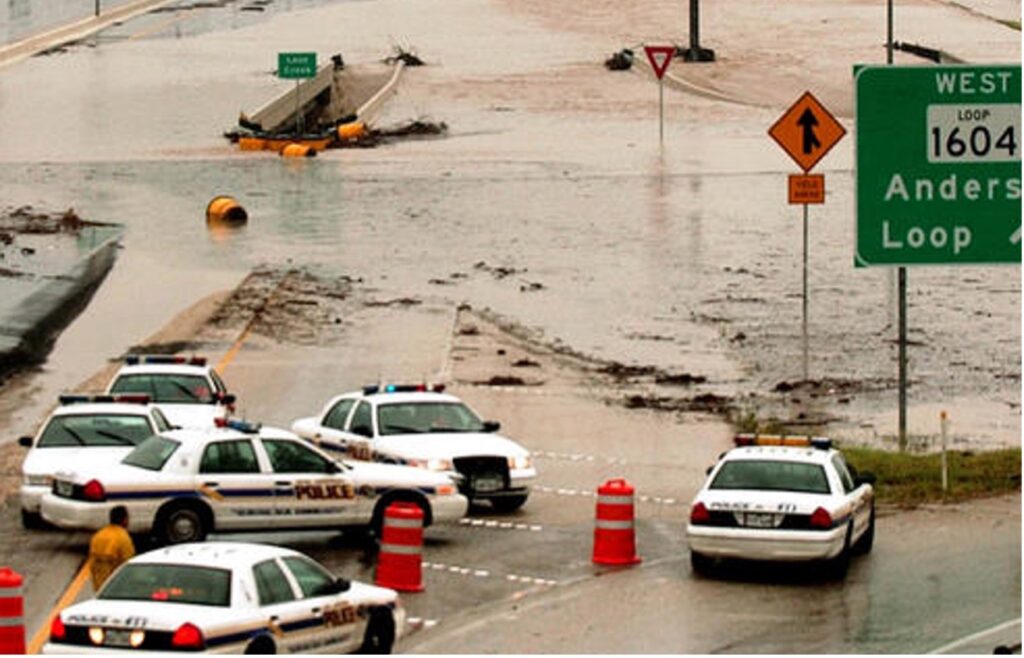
[[158, 505, 208, 544], [20, 509, 44, 530], [244, 636, 276, 654], [690, 550, 713, 576], [358, 607, 395, 654], [490, 495, 527, 513], [853, 504, 875, 555], [825, 526, 853, 579]]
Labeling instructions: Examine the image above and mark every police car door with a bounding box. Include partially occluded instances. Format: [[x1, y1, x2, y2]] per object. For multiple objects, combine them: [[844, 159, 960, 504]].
[[280, 555, 364, 653], [251, 558, 312, 653], [196, 438, 273, 531], [310, 398, 361, 460], [260, 438, 358, 527], [832, 454, 870, 539], [341, 401, 376, 461]]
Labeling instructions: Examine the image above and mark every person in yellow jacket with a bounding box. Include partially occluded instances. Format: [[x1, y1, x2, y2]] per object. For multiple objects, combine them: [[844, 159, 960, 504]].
[[89, 506, 135, 590]]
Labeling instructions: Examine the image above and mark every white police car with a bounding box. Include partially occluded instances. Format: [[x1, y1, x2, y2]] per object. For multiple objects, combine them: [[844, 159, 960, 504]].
[[291, 384, 536, 511], [686, 434, 876, 577], [43, 542, 405, 654], [105, 356, 235, 429], [19, 394, 172, 529], [40, 420, 468, 544]]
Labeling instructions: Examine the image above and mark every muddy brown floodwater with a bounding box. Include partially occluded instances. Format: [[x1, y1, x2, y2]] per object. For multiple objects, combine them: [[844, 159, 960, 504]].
[[0, 0, 1018, 451]]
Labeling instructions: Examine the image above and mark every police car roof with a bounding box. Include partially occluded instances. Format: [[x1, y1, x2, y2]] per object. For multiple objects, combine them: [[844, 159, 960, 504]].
[[362, 391, 461, 404], [115, 363, 212, 376], [132, 542, 299, 569], [724, 445, 836, 464], [160, 424, 297, 445], [52, 403, 154, 417]]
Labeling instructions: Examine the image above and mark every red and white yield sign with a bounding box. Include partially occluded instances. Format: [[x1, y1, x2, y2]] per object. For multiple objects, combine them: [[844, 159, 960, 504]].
[[644, 45, 675, 80]]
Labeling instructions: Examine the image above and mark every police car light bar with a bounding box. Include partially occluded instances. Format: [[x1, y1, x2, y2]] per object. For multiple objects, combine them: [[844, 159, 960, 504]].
[[734, 434, 832, 450], [214, 418, 261, 433], [58, 394, 152, 405], [363, 383, 446, 395], [124, 355, 207, 366]]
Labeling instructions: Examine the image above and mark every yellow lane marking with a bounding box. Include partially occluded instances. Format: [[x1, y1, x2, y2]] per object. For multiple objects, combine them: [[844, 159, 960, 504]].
[[127, 10, 190, 41], [215, 322, 253, 376], [27, 561, 90, 654]]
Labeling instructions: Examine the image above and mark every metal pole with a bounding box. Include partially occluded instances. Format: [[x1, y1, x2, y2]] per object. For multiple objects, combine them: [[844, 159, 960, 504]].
[[940, 410, 949, 493], [95, 0, 100, 16], [887, 0, 908, 451], [294, 80, 301, 135], [690, 0, 700, 52], [659, 79, 664, 146], [802, 203, 809, 382]]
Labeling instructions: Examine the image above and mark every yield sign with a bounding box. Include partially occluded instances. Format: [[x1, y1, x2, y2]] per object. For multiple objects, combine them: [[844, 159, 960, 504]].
[[768, 91, 846, 172], [644, 45, 675, 80]]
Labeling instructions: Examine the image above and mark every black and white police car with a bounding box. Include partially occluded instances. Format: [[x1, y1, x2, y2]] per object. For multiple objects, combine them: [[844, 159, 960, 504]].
[[291, 384, 536, 511], [44, 542, 404, 654], [40, 419, 468, 544], [686, 434, 876, 577], [19, 394, 172, 529], [105, 356, 235, 429]]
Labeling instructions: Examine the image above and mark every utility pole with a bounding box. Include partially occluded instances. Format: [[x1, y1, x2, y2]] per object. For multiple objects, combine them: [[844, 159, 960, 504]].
[[681, 0, 715, 62], [95, 0, 100, 17]]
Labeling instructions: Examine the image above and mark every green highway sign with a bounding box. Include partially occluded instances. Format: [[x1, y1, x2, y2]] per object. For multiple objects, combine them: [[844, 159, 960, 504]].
[[277, 52, 317, 79], [855, 65, 1021, 266]]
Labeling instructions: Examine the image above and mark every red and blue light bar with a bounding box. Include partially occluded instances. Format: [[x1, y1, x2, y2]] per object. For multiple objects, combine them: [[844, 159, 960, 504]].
[[59, 394, 151, 405], [734, 434, 832, 450], [214, 418, 261, 433], [363, 383, 447, 395], [124, 355, 207, 366]]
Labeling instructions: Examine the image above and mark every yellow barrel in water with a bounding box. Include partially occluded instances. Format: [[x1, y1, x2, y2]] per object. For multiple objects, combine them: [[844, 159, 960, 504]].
[[280, 143, 316, 158], [206, 196, 248, 225], [337, 121, 367, 140]]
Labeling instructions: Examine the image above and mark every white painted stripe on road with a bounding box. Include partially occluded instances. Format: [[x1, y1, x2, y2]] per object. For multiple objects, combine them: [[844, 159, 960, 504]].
[[423, 562, 557, 588], [534, 450, 627, 465], [928, 618, 1022, 654], [458, 518, 543, 532], [535, 484, 683, 506]]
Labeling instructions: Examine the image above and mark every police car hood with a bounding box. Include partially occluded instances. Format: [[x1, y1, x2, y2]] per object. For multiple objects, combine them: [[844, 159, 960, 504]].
[[345, 460, 455, 488], [22, 447, 134, 478], [697, 489, 832, 515], [375, 432, 528, 460], [60, 598, 244, 633]]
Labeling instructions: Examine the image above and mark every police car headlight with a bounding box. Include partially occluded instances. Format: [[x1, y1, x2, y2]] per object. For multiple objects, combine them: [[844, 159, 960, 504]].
[[88, 627, 105, 646], [25, 474, 50, 487], [129, 629, 146, 648], [508, 455, 532, 471], [410, 458, 453, 471]]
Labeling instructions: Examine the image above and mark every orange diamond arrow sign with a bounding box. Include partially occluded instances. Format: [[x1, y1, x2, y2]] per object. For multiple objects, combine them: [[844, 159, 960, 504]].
[[768, 91, 846, 173]]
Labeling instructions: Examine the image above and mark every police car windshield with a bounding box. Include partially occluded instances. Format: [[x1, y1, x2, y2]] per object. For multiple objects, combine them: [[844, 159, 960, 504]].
[[377, 402, 484, 436], [111, 374, 217, 404], [710, 460, 831, 494], [37, 415, 153, 448], [99, 564, 230, 607], [122, 436, 180, 471]]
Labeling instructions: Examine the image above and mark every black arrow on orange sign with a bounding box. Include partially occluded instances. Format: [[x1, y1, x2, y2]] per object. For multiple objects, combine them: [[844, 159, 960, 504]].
[[797, 108, 821, 154]]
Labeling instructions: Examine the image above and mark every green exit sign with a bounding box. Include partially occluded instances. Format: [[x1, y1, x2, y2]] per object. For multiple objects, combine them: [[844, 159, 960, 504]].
[[278, 52, 317, 79], [855, 65, 1021, 266]]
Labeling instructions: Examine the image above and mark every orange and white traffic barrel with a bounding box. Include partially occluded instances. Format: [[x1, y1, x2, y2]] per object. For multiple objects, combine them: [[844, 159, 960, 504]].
[[374, 502, 425, 592], [0, 567, 25, 654], [592, 478, 642, 566]]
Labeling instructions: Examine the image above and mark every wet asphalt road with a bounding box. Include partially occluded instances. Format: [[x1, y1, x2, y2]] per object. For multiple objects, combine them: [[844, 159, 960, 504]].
[[0, 0, 1019, 653]]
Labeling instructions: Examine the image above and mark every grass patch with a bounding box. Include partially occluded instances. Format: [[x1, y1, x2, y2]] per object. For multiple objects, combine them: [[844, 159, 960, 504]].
[[998, 18, 1021, 30], [843, 446, 1021, 505]]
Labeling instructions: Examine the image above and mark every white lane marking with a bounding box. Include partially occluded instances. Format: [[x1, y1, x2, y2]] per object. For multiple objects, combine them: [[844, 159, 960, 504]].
[[458, 518, 543, 532], [534, 450, 627, 465], [928, 617, 1022, 654], [423, 562, 557, 587], [406, 617, 441, 632], [534, 485, 683, 506]]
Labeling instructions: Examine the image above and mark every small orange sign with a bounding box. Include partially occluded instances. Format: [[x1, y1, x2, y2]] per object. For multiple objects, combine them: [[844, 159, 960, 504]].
[[788, 174, 825, 204], [769, 92, 846, 173]]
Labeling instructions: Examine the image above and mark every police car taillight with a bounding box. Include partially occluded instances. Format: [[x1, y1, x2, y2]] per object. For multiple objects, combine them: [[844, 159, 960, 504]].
[[809, 507, 833, 529], [689, 502, 711, 525], [82, 479, 106, 502], [171, 623, 205, 650], [50, 615, 66, 641]]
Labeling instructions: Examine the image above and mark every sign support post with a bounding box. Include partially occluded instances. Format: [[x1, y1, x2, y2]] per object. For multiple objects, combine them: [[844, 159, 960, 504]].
[[277, 52, 318, 136], [770, 93, 846, 383], [643, 46, 675, 146]]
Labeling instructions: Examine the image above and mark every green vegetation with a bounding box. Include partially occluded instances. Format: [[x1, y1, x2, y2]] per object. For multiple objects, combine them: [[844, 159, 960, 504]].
[[998, 19, 1021, 30], [843, 446, 1021, 505]]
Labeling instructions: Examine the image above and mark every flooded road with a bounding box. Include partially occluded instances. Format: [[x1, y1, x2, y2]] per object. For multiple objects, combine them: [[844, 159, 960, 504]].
[[0, 0, 1019, 450]]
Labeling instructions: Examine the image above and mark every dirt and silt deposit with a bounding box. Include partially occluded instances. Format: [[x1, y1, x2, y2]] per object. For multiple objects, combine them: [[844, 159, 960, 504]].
[[0, 0, 1018, 451]]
